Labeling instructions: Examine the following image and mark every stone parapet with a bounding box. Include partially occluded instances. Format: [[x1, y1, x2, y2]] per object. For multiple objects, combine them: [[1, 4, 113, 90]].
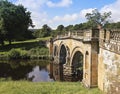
[[53, 29, 99, 42], [99, 29, 120, 54], [99, 39, 120, 54]]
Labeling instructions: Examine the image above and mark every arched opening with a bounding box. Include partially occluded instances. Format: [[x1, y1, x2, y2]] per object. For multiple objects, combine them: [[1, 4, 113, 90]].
[[72, 51, 83, 81], [59, 45, 67, 64], [53, 46, 57, 56], [59, 44, 67, 81]]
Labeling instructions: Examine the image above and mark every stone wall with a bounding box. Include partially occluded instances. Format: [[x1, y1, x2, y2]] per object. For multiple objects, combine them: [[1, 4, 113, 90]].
[[99, 29, 120, 93], [98, 47, 120, 94], [51, 29, 120, 93]]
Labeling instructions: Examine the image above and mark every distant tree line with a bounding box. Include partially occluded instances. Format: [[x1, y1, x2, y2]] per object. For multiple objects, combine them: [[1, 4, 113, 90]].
[[33, 21, 120, 38], [1, 1, 120, 46], [33, 9, 120, 38]]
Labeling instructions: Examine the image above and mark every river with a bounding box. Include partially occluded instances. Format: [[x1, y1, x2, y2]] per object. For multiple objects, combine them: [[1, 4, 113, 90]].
[[0, 60, 54, 82]]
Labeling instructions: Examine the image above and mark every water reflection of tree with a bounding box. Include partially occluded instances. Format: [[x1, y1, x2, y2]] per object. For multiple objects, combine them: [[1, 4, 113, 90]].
[[0, 60, 50, 81]]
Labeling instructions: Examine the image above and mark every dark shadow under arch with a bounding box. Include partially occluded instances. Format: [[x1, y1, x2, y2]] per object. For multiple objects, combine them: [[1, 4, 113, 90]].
[[72, 51, 83, 81], [59, 45, 67, 64], [53, 45, 58, 56], [59, 44, 67, 81]]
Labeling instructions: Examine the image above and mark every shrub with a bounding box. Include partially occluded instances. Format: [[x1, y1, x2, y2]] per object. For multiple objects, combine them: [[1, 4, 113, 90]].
[[28, 47, 49, 56], [8, 49, 21, 59], [20, 51, 30, 59], [28, 48, 37, 55], [38, 48, 49, 55]]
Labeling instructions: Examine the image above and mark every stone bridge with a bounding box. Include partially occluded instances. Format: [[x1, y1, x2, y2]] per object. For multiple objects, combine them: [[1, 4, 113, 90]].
[[49, 29, 120, 94]]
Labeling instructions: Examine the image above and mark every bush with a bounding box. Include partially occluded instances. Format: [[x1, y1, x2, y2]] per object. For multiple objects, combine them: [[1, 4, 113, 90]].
[[8, 49, 21, 59], [20, 51, 30, 59], [28, 47, 49, 56], [38, 48, 49, 55]]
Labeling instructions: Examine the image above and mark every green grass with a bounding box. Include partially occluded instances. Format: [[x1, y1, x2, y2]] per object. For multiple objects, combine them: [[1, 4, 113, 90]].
[[0, 37, 50, 59], [0, 81, 103, 94]]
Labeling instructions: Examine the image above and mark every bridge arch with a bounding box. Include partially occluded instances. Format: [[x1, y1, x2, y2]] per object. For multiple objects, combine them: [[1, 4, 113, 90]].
[[59, 44, 67, 64], [70, 47, 84, 81], [58, 42, 69, 80], [70, 46, 84, 65]]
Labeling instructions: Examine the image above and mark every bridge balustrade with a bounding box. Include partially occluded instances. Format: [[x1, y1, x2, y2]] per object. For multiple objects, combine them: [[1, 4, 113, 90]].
[[100, 29, 120, 54], [110, 29, 120, 41], [54, 30, 98, 41]]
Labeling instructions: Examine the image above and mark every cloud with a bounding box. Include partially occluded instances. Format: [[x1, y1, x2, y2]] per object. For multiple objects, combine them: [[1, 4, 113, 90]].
[[15, 0, 49, 28], [101, 0, 120, 22], [15, 0, 47, 10], [47, 13, 80, 29], [79, 8, 95, 19], [47, 0, 73, 7], [52, 13, 79, 22], [13, 0, 120, 29], [46, 8, 95, 29]]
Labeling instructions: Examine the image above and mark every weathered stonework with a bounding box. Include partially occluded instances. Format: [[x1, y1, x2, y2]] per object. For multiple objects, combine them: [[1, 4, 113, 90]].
[[50, 29, 120, 94], [98, 48, 120, 94], [99, 29, 120, 94]]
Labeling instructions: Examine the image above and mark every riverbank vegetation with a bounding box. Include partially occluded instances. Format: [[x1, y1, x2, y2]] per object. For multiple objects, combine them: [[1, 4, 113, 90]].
[[0, 81, 102, 94], [0, 37, 50, 60]]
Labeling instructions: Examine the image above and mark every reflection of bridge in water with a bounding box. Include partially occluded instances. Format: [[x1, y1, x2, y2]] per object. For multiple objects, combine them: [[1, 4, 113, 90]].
[[49, 29, 120, 94]]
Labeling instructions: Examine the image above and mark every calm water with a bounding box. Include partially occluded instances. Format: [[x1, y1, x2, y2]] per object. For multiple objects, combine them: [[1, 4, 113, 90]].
[[0, 60, 54, 82]]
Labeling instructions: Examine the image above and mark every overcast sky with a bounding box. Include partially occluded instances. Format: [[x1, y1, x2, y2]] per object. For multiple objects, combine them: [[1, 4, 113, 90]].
[[8, 0, 119, 29]]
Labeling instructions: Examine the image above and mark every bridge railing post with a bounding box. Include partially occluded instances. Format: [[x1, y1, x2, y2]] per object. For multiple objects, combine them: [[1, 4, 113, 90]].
[[68, 31, 70, 37], [83, 30, 92, 41]]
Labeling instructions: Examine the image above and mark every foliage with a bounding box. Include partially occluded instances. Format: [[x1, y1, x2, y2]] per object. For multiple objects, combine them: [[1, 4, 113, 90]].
[[8, 49, 21, 59], [56, 24, 65, 34], [33, 24, 52, 38], [65, 25, 74, 31], [0, 81, 103, 94], [57, 25, 64, 31], [0, 37, 50, 60], [28, 47, 49, 56], [33, 29, 41, 38], [73, 23, 92, 30], [7, 47, 49, 60], [85, 9, 111, 28], [0, 0, 33, 45], [104, 22, 120, 29], [20, 50, 29, 59]]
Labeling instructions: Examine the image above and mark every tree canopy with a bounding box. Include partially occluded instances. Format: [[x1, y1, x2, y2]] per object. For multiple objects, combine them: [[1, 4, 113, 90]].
[[85, 9, 111, 29], [0, 0, 33, 45], [33, 24, 52, 38]]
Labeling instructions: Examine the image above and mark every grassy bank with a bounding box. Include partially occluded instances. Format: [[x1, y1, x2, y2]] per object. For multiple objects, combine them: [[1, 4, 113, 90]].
[[0, 37, 50, 60], [0, 81, 103, 94]]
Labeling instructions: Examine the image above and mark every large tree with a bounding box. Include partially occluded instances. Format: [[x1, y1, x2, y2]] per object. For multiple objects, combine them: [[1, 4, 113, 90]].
[[0, 0, 33, 45], [40, 24, 52, 37], [56, 24, 64, 34], [85, 9, 111, 29]]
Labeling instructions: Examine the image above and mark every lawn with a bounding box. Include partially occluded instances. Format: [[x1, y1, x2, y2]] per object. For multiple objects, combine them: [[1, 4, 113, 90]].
[[0, 37, 50, 59], [0, 37, 50, 53], [0, 81, 103, 94]]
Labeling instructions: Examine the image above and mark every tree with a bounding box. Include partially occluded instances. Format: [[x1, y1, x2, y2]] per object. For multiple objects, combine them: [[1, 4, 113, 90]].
[[85, 9, 111, 29], [40, 24, 52, 37], [0, 0, 33, 45], [65, 25, 73, 31], [73, 24, 80, 30], [56, 24, 64, 34], [57, 25, 64, 31], [104, 22, 120, 29]]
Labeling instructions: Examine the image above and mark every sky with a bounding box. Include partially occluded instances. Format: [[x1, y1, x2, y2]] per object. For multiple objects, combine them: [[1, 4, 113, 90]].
[[8, 0, 119, 29]]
